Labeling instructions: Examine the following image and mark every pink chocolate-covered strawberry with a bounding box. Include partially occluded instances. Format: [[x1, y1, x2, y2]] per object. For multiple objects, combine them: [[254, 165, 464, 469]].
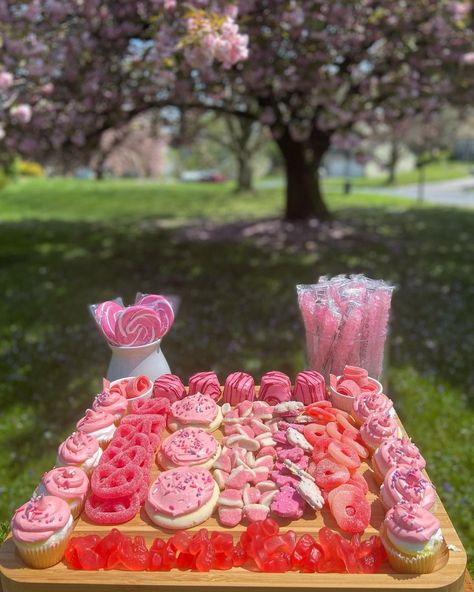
[[223, 372, 256, 406], [259, 371, 292, 405], [293, 371, 326, 404], [188, 371, 221, 401]]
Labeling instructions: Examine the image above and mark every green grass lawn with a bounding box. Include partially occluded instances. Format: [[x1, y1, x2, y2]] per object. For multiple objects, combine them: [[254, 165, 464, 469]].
[[0, 177, 472, 574]]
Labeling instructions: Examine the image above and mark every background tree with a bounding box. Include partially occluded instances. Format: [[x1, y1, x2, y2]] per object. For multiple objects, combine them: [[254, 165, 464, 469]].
[[1, 1, 472, 219]]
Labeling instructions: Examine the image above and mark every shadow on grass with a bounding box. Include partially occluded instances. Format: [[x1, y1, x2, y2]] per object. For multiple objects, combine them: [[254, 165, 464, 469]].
[[0, 206, 473, 568]]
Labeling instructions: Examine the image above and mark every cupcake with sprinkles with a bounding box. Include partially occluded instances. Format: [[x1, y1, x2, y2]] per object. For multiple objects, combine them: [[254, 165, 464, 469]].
[[380, 466, 436, 512], [76, 408, 116, 448], [56, 431, 103, 475], [36, 466, 89, 519], [11, 494, 74, 568], [92, 388, 127, 424], [372, 437, 426, 485]]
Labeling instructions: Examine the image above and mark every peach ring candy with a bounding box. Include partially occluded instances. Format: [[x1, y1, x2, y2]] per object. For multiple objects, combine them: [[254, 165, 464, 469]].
[[84, 493, 140, 525], [91, 463, 142, 499]]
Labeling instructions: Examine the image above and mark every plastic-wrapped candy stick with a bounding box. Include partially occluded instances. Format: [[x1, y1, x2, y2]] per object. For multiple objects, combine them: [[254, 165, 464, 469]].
[[331, 301, 363, 375], [365, 284, 394, 377]]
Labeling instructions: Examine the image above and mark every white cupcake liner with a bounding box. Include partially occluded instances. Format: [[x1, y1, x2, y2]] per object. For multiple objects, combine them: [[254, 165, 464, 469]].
[[14, 520, 74, 569]]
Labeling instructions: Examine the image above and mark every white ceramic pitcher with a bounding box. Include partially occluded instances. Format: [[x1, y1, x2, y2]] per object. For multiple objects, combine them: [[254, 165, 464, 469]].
[[106, 338, 171, 382]]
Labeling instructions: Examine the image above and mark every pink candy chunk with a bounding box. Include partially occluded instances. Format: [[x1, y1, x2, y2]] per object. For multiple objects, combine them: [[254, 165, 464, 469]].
[[293, 370, 327, 404], [223, 372, 255, 405], [259, 371, 292, 405], [218, 506, 243, 527]]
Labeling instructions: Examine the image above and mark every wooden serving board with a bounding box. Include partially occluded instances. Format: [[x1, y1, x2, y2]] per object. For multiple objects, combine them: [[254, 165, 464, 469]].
[[0, 395, 467, 592]]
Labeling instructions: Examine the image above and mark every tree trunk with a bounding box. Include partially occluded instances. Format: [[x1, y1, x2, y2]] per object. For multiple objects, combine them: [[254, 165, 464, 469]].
[[276, 128, 331, 220], [235, 154, 253, 192], [385, 139, 400, 185]]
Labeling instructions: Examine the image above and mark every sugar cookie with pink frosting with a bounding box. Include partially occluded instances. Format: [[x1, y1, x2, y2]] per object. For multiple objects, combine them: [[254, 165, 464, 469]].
[[11, 495, 74, 568], [167, 393, 222, 433], [380, 502, 445, 573], [145, 467, 219, 529], [372, 437, 426, 484], [188, 371, 221, 401], [56, 431, 103, 474], [380, 466, 436, 512], [36, 466, 89, 519], [360, 412, 400, 452], [76, 409, 116, 448], [157, 427, 221, 470]]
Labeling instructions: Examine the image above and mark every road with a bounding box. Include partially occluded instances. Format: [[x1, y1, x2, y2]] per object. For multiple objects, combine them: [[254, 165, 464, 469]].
[[372, 177, 474, 207]]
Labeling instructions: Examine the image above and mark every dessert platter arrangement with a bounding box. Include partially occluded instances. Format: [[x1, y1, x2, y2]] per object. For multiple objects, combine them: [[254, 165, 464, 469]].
[[0, 283, 468, 592]]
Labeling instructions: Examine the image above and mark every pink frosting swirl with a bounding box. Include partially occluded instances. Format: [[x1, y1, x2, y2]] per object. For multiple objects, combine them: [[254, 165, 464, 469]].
[[40, 467, 89, 499], [381, 466, 436, 510], [92, 390, 127, 417], [188, 372, 221, 401], [259, 371, 292, 406], [11, 495, 71, 543], [384, 502, 440, 545], [373, 437, 426, 476], [76, 408, 115, 433], [360, 412, 399, 449], [57, 431, 99, 464], [161, 428, 218, 466], [147, 467, 215, 517], [353, 392, 393, 424], [170, 393, 218, 425]]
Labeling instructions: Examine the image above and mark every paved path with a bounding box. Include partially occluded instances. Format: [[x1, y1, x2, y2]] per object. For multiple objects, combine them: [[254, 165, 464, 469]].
[[373, 177, 474, 207]]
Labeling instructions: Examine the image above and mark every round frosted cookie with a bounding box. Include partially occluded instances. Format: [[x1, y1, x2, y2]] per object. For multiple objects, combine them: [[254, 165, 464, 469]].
[[167, 393, 222, 433], [157, 427, 221, 470], [145, 467, 219, 530]]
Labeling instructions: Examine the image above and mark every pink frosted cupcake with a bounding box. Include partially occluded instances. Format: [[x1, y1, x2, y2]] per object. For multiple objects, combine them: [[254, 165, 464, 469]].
[[76, 408, 116, 448], [372, 437, 426, 484], [37, 467, 89, 519], [92, 389, 127, 424], [380, 502, 445, 574], [352, 391, 394, 427], [380, 466, 436, 512], [56, 431, 103, 474], [360, 412, 400, 453], [11, 495, 74, 568]]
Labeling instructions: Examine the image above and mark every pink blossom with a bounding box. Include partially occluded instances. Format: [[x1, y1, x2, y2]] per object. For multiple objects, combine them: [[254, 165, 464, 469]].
[[10, 104, 32, 124], [462, 52, 474, 64], [0, 71, 14, 90]]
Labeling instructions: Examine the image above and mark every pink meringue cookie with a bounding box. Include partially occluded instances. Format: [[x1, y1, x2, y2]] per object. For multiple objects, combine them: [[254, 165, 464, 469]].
[[92, 389, 127, 422], [56, 431, 102, 474], [188, 371, 221, 401], [372, 437, 426, 483], [223, 372, 255, 405], [383, 502, 441, 553], [380, 466, 436, 511], [360, 412, 400, 452], [293, 370, 326, 405], [259, 371, 292, 406], [352, 391, 393, 426], [76, 408, 116, 447], [153, 374, 186, 403]]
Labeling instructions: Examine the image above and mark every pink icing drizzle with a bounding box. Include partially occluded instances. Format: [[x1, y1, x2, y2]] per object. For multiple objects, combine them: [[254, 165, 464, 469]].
[[353, 392, 393, 423], [92, 390, 127, 416], [76, 408, 115, 432], [374, 437, 426, 474], [382, 467, 435, 509], [58, 431, 99, 463], [188, 372, 221, 401], [170, 393, 217, 424], [385, 502, 440, 544], [41, 467, 89, 499], [162, 428, 217, 466], [259, 371, 292, 405], [11, 495, 71, 543], [147, 467, 215, 517]]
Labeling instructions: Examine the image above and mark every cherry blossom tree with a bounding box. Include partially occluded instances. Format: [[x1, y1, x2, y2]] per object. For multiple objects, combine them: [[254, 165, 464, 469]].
[[0, 1, 472, 218]]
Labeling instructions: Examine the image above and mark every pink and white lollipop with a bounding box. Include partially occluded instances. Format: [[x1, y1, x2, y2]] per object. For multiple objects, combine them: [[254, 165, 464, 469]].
[[114, 305, 162, 346], [94, 301, 123, 344], [135, 294, 174, 337]]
